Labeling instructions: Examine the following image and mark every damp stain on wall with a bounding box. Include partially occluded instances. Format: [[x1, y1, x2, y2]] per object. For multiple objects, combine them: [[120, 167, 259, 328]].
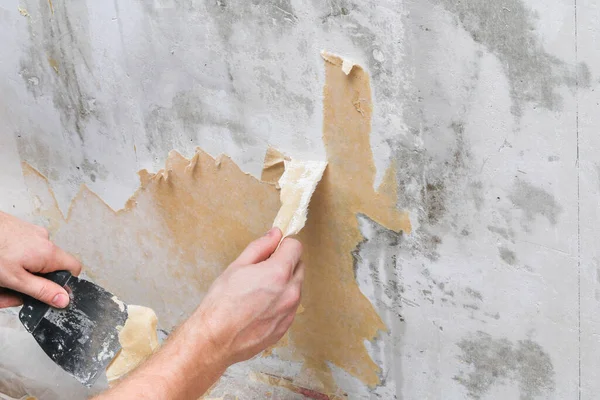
[[19, 0, 97, 143], [21, 53, 410, 394], [454, 331, 555, 399], [498, 246, 518, 266], [509, 179, 562, 227], [437, 0, 590, 117]]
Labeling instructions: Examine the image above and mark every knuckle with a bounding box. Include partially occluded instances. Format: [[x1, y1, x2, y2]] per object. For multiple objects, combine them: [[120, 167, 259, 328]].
[[38, 240, 56, 259], [286, 257, 298, 272], [282, 288, 301, 309], [287, 238, 303, 255], [35, 226, 49, 239], [271, 270, 287, 286], [35, 283, 52, 302], [273, 267, 291, 285], [289, 287, 302, 305]]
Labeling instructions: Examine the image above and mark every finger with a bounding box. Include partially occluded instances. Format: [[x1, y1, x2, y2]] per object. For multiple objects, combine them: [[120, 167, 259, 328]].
[[11, 273, 70, 308], [265, 238, 303, 281], [0, 292, 22, 309], [26, 241, 82, 276], [231, 227, 283, 267], [46, 245, 82, 276]]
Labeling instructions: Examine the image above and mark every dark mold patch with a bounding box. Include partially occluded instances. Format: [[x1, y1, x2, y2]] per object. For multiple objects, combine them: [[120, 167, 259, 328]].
[[509, 179, 562, 226], [173, 91, 251, 146], [20, 0, 97, 143], [144, 104, 192, 153], [499, 247, 517, 266], [143, 90, 256, 154], [484, 312, 501, 320], [390, 119, 482, 261], [353, 213, 407, 391], [320, 0, 354, 23], [577, 62, 592, 88], [319, 0, 485, 263], [487, 225, 513, 240], [353, 214, 405, 316], [422, 182, 446, 225], [253, 66, 315, 117], [455, 331, 555, 399], [437, 0, 590, 117], [465, 287, 483, 301], [319, 0, 387, 83], [469, 181, 484, 210], [135, 1, 313, 154]]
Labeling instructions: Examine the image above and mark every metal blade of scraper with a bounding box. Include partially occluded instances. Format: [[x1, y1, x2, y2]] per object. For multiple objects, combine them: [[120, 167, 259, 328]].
[[19, 271, 128, 387]]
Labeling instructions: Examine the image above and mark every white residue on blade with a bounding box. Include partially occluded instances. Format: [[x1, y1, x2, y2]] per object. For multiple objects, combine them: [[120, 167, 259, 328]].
[[97, 332, 117, 361], [44, 309, 75, 334], [111, 296, 126, 312], [45, 307, 94, 342]]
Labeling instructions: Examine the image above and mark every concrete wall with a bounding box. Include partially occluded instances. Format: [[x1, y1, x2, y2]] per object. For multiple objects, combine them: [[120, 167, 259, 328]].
[[1, 0, 598, 398]]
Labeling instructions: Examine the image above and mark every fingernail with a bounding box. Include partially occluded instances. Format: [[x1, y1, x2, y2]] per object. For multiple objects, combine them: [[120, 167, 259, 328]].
[[265, 227, 277, 237], [52, 293, 69, 308]]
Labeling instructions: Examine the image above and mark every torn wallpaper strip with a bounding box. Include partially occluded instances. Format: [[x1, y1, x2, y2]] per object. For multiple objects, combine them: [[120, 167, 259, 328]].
[[272, 160, 327, 238]]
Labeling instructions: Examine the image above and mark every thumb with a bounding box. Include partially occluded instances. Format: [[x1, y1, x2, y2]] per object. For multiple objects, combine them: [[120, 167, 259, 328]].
[[14, 273, 70, 308], [231, 227, 282, 267]]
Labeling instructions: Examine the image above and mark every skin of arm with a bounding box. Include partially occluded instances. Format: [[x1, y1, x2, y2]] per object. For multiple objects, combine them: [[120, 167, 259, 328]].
[[94, 310, 228, 398], [0, 211, 304, 399], [0, 211, 81, 309], [94, 227, 304, 399]]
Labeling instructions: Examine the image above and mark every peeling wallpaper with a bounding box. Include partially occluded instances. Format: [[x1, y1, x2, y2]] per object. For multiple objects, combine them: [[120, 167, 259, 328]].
[[1, 0, 599, 398]]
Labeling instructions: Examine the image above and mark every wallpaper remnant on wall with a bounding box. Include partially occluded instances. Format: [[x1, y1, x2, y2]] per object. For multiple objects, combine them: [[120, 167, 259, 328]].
[[21, 53, 410, 394]]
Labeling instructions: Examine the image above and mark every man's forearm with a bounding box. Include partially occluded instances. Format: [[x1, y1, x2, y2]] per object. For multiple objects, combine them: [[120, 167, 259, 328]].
[[95, 310, 227, 400], [93, 230, 303, 399]]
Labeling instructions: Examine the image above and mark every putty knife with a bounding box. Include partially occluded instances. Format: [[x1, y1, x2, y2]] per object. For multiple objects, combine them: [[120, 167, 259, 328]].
[[19, 271, 128, 387]]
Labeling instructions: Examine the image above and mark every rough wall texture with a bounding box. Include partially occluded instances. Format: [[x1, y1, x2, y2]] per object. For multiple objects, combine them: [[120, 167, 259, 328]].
[[0, 0, 598, 399]]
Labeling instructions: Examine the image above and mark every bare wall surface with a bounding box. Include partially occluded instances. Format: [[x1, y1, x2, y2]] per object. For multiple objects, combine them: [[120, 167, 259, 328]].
[[0, 0, 597, 398]]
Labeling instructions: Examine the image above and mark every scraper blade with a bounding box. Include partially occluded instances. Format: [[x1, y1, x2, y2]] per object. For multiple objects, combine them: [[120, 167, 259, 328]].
[[19, 271, 128, 387]]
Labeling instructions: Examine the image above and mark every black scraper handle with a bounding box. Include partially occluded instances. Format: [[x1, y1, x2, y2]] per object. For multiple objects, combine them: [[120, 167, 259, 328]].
[[19, 270, 72, 333]]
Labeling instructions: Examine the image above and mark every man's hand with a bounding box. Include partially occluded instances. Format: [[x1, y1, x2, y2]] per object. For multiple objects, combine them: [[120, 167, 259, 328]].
[[96, 227, 304, 400], [193, 227, 304, 366], [0, 211, 82, 309]]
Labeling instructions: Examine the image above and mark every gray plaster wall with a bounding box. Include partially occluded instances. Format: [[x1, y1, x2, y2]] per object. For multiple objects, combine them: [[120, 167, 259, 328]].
[[0, 0, 598, 398]]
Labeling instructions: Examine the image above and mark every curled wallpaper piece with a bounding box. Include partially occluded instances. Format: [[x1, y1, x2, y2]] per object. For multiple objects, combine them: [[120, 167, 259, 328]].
[[341, 59, 355, 75], [272, 160, 327, 238], [106, 305, 159, 384], [261, 147, 290, 186], [320, 50, 355, 75]]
